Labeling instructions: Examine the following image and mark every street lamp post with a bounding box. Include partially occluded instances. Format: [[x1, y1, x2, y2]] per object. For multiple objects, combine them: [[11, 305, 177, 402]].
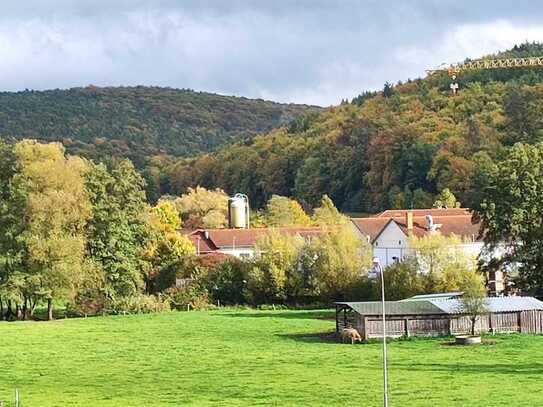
[[370, 257, 389, 407]]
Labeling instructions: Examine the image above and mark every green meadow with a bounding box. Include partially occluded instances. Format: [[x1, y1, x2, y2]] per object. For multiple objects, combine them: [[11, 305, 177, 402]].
[[0, 310, 541, 406]]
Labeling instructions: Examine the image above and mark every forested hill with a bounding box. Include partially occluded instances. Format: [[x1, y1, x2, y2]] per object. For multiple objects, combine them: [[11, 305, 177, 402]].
[[0, 86, 321, 166], [158, 42, 543, 210]]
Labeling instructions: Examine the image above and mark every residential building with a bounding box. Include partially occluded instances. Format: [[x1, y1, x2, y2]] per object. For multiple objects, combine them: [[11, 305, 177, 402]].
[[351, 208, 505, 295]]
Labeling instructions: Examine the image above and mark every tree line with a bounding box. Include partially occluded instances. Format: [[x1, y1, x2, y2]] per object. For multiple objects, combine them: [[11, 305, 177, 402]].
[[148, 43, 543, 210]]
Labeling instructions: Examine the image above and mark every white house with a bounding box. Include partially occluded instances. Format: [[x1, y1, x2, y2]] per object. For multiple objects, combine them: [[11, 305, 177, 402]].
[[351, 208, 504, 295]]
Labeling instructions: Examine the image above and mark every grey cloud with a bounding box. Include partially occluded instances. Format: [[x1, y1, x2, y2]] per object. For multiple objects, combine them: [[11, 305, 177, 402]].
[[0, 1, 542, 105]]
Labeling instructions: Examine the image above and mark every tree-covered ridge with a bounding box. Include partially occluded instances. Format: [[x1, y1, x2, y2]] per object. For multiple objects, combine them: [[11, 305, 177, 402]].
[[0, 86, 321, 166], [161, 43, 543, 212]]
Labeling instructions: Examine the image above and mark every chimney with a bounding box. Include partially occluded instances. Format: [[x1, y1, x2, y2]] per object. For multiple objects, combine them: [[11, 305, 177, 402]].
[[406, 211, 414, 233]]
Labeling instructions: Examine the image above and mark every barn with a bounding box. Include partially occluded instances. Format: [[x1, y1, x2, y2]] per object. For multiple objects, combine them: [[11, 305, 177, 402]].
[[335, 294, 543, 339]]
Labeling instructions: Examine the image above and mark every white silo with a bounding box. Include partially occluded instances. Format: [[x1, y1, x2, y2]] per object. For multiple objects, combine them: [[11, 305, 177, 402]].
[[228, 193, 250, 229]]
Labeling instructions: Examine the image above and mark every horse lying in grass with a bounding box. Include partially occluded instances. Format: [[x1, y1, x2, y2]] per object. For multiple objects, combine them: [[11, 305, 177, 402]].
[[341, 328, 362, 344]]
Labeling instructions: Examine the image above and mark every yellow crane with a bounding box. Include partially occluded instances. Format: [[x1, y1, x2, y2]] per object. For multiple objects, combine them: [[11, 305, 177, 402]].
[[427, 56, 543, 94], [427, 56, 543, 76]]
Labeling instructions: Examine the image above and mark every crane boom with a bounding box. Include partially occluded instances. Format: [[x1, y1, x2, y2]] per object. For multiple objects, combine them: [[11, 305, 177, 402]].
[[427, 56, 543, 76]]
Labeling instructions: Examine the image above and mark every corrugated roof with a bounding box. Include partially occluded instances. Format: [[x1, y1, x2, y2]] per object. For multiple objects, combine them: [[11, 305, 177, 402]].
[[400, 292, 464, 302], [337, 297, 543, 316], [432, 297, 543, 314], [336, 301, 447, 316]]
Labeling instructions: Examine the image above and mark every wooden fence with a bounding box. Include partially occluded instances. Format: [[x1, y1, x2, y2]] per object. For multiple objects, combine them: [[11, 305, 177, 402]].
[[335, 308, 543, 339]]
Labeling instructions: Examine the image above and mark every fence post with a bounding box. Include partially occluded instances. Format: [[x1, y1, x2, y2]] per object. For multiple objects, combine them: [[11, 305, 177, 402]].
[[518, 312, 523, 333], [404, 318, 410, 337]]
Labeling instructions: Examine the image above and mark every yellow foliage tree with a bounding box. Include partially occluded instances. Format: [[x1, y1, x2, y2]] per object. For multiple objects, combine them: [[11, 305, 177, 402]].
[[14, 140, 91, 320], [409, 233, 483, 293], [264, 195, 311, 227]]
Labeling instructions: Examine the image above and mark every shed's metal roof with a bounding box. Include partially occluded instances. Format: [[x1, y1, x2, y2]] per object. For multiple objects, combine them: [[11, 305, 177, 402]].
[[336, 301, 446, 316], [400, 292, 463, 302], [432, 297, 543, 314], [336, 296, 543, 316]]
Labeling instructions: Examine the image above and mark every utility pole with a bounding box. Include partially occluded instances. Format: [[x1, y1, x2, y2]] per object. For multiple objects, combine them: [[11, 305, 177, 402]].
[[370, 257, 389, 407]]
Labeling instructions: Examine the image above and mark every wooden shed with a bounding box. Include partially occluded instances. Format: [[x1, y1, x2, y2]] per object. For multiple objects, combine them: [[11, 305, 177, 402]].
[[335, 295, 543, 339]]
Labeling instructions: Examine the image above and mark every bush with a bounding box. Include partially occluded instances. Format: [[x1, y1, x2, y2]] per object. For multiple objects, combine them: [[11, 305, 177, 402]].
[[164, 286, 213, 311], [104, 295, 171, 315], [198, 259, 247, 305]]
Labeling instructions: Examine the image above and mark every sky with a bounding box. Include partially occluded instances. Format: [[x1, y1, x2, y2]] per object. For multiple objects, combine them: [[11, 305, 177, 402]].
[[1, 0, 543, 106]]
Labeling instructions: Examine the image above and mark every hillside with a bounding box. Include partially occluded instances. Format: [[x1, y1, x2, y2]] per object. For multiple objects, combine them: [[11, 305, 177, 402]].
[[160, 42, 543, 210], [0, 86, 321, 166]]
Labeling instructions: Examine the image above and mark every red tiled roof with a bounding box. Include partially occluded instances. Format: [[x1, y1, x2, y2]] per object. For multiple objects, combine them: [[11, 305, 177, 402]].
[[353, 211, 481, 243], [186, 230, 219, 253], [394, 215, 481, 241], [373, 208, 471, 218], [351, 218, 392, 242], [183, 227, 326, 252]]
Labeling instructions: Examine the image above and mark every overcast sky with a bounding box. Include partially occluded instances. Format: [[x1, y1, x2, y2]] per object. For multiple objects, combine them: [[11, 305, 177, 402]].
[[1, 1, 542, 106]]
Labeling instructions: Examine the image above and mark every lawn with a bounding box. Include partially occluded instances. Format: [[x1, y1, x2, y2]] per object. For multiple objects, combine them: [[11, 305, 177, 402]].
[[0, 310, 542, 406]]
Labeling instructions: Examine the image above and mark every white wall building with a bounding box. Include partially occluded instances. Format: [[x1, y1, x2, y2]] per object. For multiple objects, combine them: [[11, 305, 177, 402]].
[[351, 208, 503, 295]]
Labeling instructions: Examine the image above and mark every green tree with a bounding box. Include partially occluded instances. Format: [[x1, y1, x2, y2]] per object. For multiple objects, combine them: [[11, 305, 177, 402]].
[[264, 195, 311, 227], [0, 141, 26, 319], [459, 273, 488, 336], [85, 160, 150, 302], [382, 259, 425, 300], [433, 188, 461, 209], [476, 143, 543, 295]]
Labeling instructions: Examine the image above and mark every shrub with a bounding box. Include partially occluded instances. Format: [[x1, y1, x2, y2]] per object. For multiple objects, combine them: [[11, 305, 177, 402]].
[[198, 258, 247, 305], [164, 286, 212, 311], [104, 294, 171, 315]]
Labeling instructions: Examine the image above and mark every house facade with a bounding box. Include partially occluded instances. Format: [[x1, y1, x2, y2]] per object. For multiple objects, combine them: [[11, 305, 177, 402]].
[[351, 208, 504, 295], [351, 208, 482, 267]]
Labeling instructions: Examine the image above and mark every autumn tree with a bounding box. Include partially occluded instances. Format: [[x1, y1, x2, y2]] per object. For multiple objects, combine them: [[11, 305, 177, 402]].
[[312, 195, 348, 226], [247, 231, 305, 304], [13, 140, 91, 320], [174, 186, 228, 229], [144, 200, 195, 292], [409, 233, 479, 293], [305, 226, 372, 301], [263, 195, 311, 227]]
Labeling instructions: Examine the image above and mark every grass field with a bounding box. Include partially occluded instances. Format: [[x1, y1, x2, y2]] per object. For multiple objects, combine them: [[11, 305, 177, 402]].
[[0, 310, 542, 406]]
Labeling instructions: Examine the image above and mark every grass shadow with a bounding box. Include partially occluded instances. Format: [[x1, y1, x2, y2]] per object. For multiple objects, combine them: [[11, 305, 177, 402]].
[[393, 361, 543, 375], [277, 330, 339, 344]]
